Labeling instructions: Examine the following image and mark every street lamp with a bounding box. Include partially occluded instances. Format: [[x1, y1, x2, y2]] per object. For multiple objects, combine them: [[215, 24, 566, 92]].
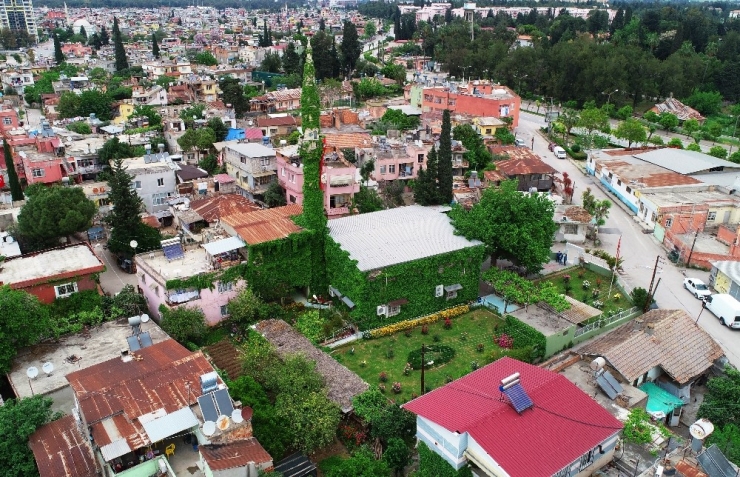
[[603, 89, 618, 107]]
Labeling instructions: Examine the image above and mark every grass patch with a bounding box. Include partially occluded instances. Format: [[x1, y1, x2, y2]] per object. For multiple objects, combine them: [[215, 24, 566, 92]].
[[337, 309, 504, 403], [539, 268, 633, 315]]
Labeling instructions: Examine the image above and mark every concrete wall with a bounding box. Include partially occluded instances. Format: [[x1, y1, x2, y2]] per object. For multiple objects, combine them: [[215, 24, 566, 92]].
[[133, 169, 177, 214], [416, 416, 468, 470]]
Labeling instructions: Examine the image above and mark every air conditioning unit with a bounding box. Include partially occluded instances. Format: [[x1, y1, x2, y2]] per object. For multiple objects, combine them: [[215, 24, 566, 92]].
[[435, 285, 444, 298], [376, 305, 387, 316]]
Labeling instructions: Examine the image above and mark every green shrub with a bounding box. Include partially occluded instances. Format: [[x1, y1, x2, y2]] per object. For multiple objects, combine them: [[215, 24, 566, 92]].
[[417, 441, 473, 477], [294, 310, 326, 344], [500, 315, 546, 361], [407, 344, 455, 369], [489, 346, 534, 363]]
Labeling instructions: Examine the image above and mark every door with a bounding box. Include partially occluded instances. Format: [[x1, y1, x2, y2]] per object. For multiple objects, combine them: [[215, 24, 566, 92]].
[[724, 211, 731, 224], [670, 406, 682, 427]]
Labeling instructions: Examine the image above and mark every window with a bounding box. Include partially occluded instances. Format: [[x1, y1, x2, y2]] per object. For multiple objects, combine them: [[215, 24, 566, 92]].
[[141, 274, 146, 284], [626, 186, 632, 194], [154, 286, 160, 297], [708, 211, 717, 221], [579, 447, 597, 470], [281, 167, 285, 176], [387, 305, 401, 317], [260, 157, 271, 167], [380, 165, 386, 174], [220, 305, 229, 316], [241, 156, 246, 164], [32, 168, 44, 178], [446, 290, 457, 299], [665, 217, 673, 228], [388, 165, 396, 174], [617, 179, 622, 186], [157, 178, 165, 187], [217, 281, 233, 293], [152, 192, 171, 206], [55, 282, 78, 298], [2, 117, 11, 125], [417, 154, 424, 163], [131, 180, 142, 189], [553, 468, 569, 477]]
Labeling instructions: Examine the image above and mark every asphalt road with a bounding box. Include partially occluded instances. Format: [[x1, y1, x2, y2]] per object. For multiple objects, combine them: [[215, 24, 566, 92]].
[[516, 111, 740, 367]]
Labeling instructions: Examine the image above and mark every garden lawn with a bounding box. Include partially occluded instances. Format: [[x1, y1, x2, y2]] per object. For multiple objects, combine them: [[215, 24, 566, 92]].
[[539, 268, 633, 315], [335, 309, 504, 403]]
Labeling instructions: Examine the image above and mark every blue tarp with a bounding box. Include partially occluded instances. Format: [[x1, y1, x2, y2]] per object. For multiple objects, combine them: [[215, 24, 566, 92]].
[[225, 128, 245, 141], [639, 382, 684, 415]]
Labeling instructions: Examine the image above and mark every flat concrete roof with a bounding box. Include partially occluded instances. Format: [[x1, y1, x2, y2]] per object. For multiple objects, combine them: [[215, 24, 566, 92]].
[[8, 319, 171, 399], [120, 156, 175, 175], [0, 244, 104, 286], [640, 189, 740, 208], [635, 149, 740, 175], [224, 142, 275, 158], [675, 233, 730, 255], [134, 246, 212, 284], [509, 303, 572, 336]]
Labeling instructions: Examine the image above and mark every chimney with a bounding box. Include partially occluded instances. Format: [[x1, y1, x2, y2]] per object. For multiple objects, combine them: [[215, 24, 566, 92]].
[[645, 324, 654, 336], [632, 318, 643, 332]]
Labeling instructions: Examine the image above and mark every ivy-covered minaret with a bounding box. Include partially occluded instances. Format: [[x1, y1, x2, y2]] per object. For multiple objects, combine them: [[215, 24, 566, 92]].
[[299, 48, 328, 294]]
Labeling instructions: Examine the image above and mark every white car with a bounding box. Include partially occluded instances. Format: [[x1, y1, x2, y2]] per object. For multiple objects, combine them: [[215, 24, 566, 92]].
[[683, 278, 711, 300]]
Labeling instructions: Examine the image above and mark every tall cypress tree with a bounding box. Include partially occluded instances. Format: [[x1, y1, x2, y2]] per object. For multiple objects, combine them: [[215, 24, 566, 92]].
[[4, 140, 23, 201], [298, 48, 327, 294], [152, 33, 160, 58], [437, 110, 453, 204], [79, 25, 87, 38], [53, 34, 65, 65], [100, 25, 110, 45], [112, 17, 129, 71], [413, 145, 439, 206]]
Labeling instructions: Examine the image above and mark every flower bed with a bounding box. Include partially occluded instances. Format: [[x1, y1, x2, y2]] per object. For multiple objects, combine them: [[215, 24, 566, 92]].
[[365, 305, 470, 339]]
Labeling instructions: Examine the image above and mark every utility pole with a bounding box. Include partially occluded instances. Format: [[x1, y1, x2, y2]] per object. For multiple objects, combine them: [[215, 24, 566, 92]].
[[420, 343, 425, 395], [686, 229, 699, 266], [644, 256, 664, 313]]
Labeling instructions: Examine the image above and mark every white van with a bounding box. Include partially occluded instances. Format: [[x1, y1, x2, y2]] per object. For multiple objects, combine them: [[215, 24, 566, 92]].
[[553, 146, 567, 159], [705, 294, 740, 328]]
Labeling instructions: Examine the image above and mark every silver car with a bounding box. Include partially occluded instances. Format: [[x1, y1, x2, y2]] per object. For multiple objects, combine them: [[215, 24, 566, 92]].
[[683, 278, 711, 300]]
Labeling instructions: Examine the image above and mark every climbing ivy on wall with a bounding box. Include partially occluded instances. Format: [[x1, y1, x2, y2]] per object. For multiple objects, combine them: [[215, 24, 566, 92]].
[[326, 236, 485, 331]]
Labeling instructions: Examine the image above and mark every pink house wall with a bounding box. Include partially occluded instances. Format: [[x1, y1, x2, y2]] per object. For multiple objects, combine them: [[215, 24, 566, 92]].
[[22, 158, 64, 185], [277, 156, 304, 204]]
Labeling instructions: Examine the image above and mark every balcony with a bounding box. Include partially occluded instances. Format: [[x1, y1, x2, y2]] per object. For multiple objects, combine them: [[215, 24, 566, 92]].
[[328, 206, 350, 216], [166, 289, 200, 305]]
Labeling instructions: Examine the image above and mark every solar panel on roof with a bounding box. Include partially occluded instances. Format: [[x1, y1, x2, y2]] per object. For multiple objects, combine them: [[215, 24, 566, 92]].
[[127, 335, 141, 351], [603, 370, 623, 394], [138, 332, 153, 348], [163, 243, 184, 261], [596, 374, 619, 400], [214, 388, 234, 416], [502, 383, 534, 413], [198, 394, 218, 423]]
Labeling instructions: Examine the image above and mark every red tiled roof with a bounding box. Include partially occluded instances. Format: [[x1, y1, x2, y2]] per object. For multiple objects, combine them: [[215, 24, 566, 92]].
[[256, 116, 297, 127], [191, 194, 261, 223], [200, 439, 273, 471], [221, 204, 304, 245], [244, 128, 264, 140], [402, 357, 623, 476], [323, 132, 373, 149], [30, 415, 99, 477]]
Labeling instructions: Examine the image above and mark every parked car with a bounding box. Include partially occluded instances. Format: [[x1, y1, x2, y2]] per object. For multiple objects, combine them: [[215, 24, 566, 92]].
[[553, 146, 567, 159], [683, 278, 712, 300], [704, 294, 740, 328], [515, 138, 526, 147], [117, 255, 136, 274]]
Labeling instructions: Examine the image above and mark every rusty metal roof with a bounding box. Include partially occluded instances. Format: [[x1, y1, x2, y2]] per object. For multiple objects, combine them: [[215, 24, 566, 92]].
[[579, 309, 724, 385], [257, 116, 298, 127], [323, 132, 373, 149], [200, 439, 273, 471], [593, 158, 702, 188], [493, 147, 557, 176], [221, 204, 304, 245], [30, 415, 99, 477], [67, 340, 217, 451], [191, 194, 261, 223]]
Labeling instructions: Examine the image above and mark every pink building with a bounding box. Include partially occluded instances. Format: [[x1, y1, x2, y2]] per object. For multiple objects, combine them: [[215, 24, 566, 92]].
[[134, 237, 247, 326], [276, 144, 360, 217], [357, 139, 430, 181], [18, 150, 65, 185]]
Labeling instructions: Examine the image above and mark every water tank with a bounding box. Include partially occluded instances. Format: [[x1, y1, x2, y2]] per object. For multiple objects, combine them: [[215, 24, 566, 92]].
[[590, 357, 606, 371], [200, 371, 218, 393]]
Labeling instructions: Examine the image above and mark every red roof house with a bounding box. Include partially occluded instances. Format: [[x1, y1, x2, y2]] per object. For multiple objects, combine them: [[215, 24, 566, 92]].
[[402, 357, 623, 476]]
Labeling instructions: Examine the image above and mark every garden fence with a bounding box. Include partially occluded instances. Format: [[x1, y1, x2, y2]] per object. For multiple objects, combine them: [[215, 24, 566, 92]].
[[574, 306, 639, 338]]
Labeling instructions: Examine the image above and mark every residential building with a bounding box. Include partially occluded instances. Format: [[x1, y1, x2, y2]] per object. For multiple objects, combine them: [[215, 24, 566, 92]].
[[136, 237, 247, 325], [193, 78, 220, 103], [554, 205, 592, 244], [580, 309, 725, 423], [222, 142, 276, 199], [356, 137, 430, 182], [17, 150, 65, 185], [79, 181, 111, 214], [0, 231, 21, 258], [492, 146, 557, 192], [710, 260, 740, 299], [30, 415, 99, 477], [250, 88, 302, 113], [0, 243, 105, 304], [141, 59, 193, 80], [0, 0, 37, 43], [402, 357, 623, 476], [1, 68, 34, 93], [326, 205, 485, 328], [257, 115, 299, 137], [121, 149, 178, 215], [473, 116, 506, 138], [422, 81, 520, 128], [276, 142, 359, 216], [112, 102, 135, 125], [172, 194, 261, 243], [650, 97, 704, 123], [131, 84, 168, 106], [255, 319, 368, 413]]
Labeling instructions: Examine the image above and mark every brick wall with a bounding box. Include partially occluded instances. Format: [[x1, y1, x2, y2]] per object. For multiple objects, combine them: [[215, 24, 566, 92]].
[[717, 224, 736, 245]]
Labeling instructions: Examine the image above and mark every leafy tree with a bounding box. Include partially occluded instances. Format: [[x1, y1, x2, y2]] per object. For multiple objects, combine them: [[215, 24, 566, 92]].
[[151, 33, 160, 59], [264, 181, 287, 207], [160, 306, 207, 344], [282, 42, 302, 77], [198, 154, 219, 175], [219, 77, 250, 116], [324, 447, 390, 477], [78, 25, 87, 39], [276, 391, 340, 454], [683, 118, 701, 136], [112, 17, 129, 71], [98, 137, 138, 166], [0, 287, 51, 373], [67, 121, 92, 134], [53, 34, 65, 64], [131, 105, 162, 127], [0, 395, 59, 476], [384, 438, 412, 476], [179, 104, 206, 128], [156, 75, 177, 90], [381, 109, 420, 131], [449, 180, 557, 274], [437, 109, 453, 203], [643, 110, 660, 123], [578, 107, 610, 149], [105, 158, 161, 257], [414, 145, 440, 205], [311, 31, 338, 81], [630, 287, 652, 310], [207, 117, 228, 142], [581, 187, 612, 227], [706, 424, 740, 466], [352, 388, 389, 423], [558, 108, 580, 144], [353, 185, 384, 213], [228, 287, 265, 326], [700, 366, 740, 429], [58, 90, 114, 121], [340, 21, 362, 76], [668, 137, 684, 149], [684, 89, 722, 116], [615, 105, 633, 120], [417, 441, 473, 477], [260, 51, 282, 73], [495, 127, 516, 145], [687, 142, 702, 152], [353, 77, 387, 100], [105, 284, 147, 318], [380, 63, 406, 85], [709, 146, 728, 159], [194, 51, 218, 66], [365, 21, 377, 38], [658, 112, 679, 131], [178, 128, 217, 160], [453, 124, 493, 171], [3, 141, 22, 201], [18, 186, 96, 249], [100, 25, 110, 45], [614, 118, 647, 148]]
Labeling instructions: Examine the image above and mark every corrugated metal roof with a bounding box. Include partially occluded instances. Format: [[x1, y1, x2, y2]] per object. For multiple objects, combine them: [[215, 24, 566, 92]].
[[323, 132, 373, 149], [30, 415, 99, 477], [100, 439, 131, 461], [712, 260, 740, 284], [579, 309, 725, 384], [594, 158, 703, 188], [635, 149, 740, 175], [191, 195, 261, 223], [225, 142, 275, 158], [142, 407, 199, 443], [200, 439, 273, 471], [402, 357, 623, 476], [222, 204, 303, 245], [327, 205, 482, 271], [202, 236, 246, 256]]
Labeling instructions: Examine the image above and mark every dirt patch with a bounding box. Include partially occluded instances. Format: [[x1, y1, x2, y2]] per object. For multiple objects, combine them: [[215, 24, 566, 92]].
[[310, 437, 349, 476], [203, 339, 243, 380]]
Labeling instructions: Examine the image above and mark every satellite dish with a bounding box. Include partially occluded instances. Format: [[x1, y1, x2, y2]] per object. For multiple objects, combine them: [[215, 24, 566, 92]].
[[202, 421, 216, 436], [129, 240, 138, 249], [241, 406, 253, 421], [590, 357, 606, 371], [26, 367, 38, 379], [217, 415, 230, 430], [140, 314, 150, 323], [42, 362, 54, 376], [690, 419, 715, 440], [231, 409, 244, 424]]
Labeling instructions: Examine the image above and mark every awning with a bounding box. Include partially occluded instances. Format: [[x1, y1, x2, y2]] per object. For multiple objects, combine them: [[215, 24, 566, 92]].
[[329, 174, 354, 186], [639, 383, 684, 416], [445, 284, 463, 292], [252, 170, 276, 178], [154, 210, 173, 219], [388, 298, 409, 307], [202, 236, 246, 256], [100, 439, 132, 462], [341, 296, 355, 309], [329, 286, 342, 298], [141, 407, 199, 444]]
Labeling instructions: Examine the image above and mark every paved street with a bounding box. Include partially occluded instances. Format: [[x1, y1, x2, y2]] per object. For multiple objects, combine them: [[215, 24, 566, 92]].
[[94, 244, 139, 295], [517, 110, 740, 367]]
